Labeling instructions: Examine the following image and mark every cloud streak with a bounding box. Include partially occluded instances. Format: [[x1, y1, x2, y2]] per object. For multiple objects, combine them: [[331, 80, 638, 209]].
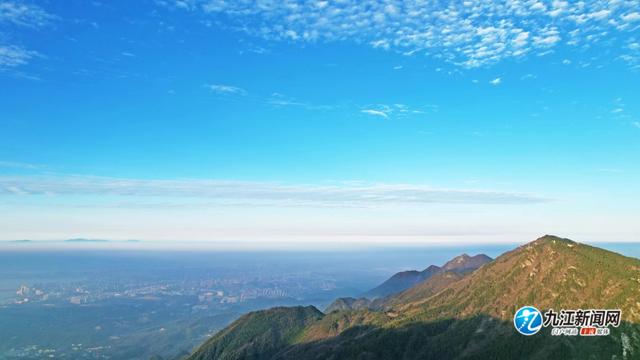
[[361, 109, 388, 118], [0, 175, 549, 207], [0, 1, 53, 27], [0, 45, 37, 67], [360, 103, 430, 119], [205, 83, 247, 95]]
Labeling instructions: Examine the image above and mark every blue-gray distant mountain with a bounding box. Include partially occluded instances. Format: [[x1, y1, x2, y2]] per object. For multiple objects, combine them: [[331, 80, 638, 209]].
[[363, 253, 492, 299], [64, 238, 110, 242]]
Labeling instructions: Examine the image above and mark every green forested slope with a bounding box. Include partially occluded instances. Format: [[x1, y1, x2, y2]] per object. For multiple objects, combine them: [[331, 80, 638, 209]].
[[187, 236, 640, 360]]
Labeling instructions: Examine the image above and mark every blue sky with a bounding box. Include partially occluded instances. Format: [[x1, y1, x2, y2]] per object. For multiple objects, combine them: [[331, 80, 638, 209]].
[[0, 0, 639, 244]]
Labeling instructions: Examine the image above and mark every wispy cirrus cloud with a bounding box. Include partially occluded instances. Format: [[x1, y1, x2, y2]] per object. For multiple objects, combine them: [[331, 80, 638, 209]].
[[204, 83, 247, 95], [0, 1, 53, 71], [0, 175, 549, 207], [160, 0, 640, 69], [204, 87, 335, 111], [361, 109, 388, 119], [266, 92, 317, 109], [361, 103, 431, 119], [619, 37, 640, 69], [0, 1, 53, 27], [0, 44, 37, 67]]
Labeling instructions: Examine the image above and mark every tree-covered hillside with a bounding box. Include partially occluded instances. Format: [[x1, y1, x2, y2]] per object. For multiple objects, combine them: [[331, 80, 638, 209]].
[[186, 236, 640, 360]]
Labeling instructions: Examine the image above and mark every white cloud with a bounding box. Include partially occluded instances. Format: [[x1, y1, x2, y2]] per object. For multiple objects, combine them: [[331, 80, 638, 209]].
[[0, 1, 53, 27], [361, 109, 388, 118], [360, 103, 430, 119], [0, 45, 37, 68], [533, 29, 561, 46], [621, 12, 640, 22], [0, 2, 54, 71], [160, 0, 640, 69], [588, 9, 611, 20], [632, 121, 640, 128], [0, 175, 549, 206], [370, 39, 390, 50], [264, 92, 334, 111], [512, 31, 529, 47], [530, 2, 546, 12], [205, 84, 247, 95], [266, 93, 306, 107], [490, 77, 501, 85]]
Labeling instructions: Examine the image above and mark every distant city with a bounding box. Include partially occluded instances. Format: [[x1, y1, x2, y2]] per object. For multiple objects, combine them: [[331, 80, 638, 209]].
[[3, 274, 330, 359], [0, 248, 406, 359]]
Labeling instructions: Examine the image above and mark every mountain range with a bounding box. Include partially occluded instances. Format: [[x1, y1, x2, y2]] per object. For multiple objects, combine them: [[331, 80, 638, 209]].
[[366, 253, 492, 298], [325, 253, 492, 313], [185, 235, 640, 360]]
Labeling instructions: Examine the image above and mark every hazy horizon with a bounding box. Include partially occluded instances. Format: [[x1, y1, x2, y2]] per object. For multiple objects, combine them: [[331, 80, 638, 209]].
[[1, 237, 639, 256]]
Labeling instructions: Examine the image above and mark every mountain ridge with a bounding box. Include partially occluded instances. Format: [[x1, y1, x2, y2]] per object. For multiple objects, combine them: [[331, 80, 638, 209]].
[[361, 252, 492, 300], [186, 235, 640, 360]]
